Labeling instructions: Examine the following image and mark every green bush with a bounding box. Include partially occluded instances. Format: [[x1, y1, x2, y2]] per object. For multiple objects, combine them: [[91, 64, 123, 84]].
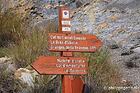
[[85, 48, 121, 93]]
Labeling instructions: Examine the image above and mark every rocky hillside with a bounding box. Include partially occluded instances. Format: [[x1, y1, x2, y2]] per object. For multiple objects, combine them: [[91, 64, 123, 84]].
[[71, 0, 140, 91]]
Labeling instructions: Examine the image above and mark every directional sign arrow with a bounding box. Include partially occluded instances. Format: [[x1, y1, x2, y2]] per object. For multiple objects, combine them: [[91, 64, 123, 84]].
[[48, 33, 102, 52], [48, 33, 99, 40], [32, 56, 88, 75]]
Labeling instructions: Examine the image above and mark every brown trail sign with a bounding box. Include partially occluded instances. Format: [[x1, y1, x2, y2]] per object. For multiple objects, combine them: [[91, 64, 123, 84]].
[[32, 56, 88, 75], [32, 6, 102, 93], [48, 33, 99, 40], [48, 33, 102, 52]]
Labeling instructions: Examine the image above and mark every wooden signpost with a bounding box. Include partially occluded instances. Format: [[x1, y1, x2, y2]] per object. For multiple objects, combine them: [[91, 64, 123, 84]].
[[48, 33, 102, 52], [32, 56, 88, 75], [32, 6, 102, 93]]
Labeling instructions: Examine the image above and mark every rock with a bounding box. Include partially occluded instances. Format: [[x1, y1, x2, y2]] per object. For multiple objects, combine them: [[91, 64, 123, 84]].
[[123, 44, 135, 50], [116, 0, 135, 4], [120, 79, 133, 86], [121, 49, 134, 56], [125, 61, 139, 69], [0, 56, 11, 64], [109, 15, 119, 22], [132, 47, 140, 54], [14, 67, 59, 93], [121, 51, 134, 56], [70, 0, 140, 88], [105, 39, 119, 49], [97, 21, 109, 30], [76, 1, 83, 8], [103, 0, 112, 3], [14, 68, 39, 87], [125, 54, 140, 69], [0, 57, 16, 72], [0, 59, 17, 93], [109, 44, 119, 49]]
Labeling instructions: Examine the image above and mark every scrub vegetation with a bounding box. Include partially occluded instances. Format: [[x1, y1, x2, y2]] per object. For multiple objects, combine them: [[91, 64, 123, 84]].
[[0, 5, 59, 92], [75, 48, 122, 93], [87, 48, 122, 93], [0, 8, 57, 67], [0, 1, 122, 93]]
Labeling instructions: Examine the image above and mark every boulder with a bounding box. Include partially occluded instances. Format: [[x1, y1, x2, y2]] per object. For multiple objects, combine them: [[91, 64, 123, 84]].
[[14, 68, 58, 92], [76, 1, 83, 8], [105, 39, 119, 49], [109, 43, 119, 49], [121, 50, 134, 56], [124, 54, 140, 69], [132, 47, 140, 54], [0, 57, 16, 72], [14, 68, 39, 87]]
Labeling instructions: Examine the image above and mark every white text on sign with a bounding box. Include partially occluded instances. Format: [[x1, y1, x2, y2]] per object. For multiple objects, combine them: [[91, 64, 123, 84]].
[[62, 27, 71, 32], [62, 21, 71, 25]]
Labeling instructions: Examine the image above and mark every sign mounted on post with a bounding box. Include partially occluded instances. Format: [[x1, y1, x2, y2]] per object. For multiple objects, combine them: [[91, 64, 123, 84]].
[[32, 56, 88, 75], [48, 33, 102, 52], [62, 21, 71, 25], [62, 27, 71, 32], [62, 10, 70, 19], [59, 6, 71, 32], [32, 6, 103, 93]]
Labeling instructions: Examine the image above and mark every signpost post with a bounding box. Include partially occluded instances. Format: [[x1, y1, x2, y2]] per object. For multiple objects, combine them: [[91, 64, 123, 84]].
[[58, 6, 84, 93], [32, 5, 102, 93]]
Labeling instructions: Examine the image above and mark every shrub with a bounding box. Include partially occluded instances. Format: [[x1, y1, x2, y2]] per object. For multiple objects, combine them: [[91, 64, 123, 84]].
[[0, 3, 57, 67], [0, 66, 22, 93], [0, 9, 26, 47], [81, 48, 122, 93], [6, 20, 57, 68]]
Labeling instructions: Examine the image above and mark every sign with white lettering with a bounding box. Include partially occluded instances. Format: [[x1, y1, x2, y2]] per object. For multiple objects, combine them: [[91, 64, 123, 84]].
[[62, 21, 71, 25], [32, 56, 88, 75], [59, 6, 71, 32], [48, 33, 102, 52], [62, 27, 71, 32]]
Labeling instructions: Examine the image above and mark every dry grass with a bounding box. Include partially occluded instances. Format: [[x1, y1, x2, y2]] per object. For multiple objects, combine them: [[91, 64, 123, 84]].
[[5, 21, 57, 68], [75, 48, 122, 93], [0, 7, 57, 67], [0, 5, 59, 92], [7, 29, 49, 68], [0, 7, 26, 58], [0, 66, 23, 93], [86, 48, 122, 93], [0, 9, 26, 47], [89, 49, 121, 84]]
